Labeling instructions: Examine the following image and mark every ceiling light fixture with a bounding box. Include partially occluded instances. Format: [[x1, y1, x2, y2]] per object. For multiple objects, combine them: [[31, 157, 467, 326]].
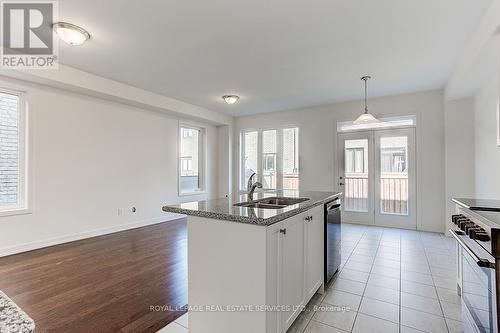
[[53, 22, 90, 46], [353, 76, 379, 124], [222, 95, 240, 105]]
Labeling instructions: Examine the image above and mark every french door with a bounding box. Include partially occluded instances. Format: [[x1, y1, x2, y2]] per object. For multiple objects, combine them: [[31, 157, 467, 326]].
[[338, 128, 416, 229]]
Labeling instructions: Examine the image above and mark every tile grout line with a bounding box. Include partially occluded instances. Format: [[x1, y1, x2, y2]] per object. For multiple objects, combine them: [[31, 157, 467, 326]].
[[342, 226, 369, 333], [352, 228, 382, 333], [419, 231, 452, 333], [432, 233, 453, 333]]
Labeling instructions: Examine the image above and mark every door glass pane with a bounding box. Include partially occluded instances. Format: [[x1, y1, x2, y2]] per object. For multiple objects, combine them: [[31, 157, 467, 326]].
[[380, 136, 408, 215], [344, 139, 368, 212], [282, 127, 299, 190], [242, 131, 258, 189], [262, 130, 277, 189]]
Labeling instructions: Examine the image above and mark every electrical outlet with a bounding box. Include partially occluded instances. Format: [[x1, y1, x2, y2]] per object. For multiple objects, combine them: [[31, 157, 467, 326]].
[[117, 208, 123, 216]]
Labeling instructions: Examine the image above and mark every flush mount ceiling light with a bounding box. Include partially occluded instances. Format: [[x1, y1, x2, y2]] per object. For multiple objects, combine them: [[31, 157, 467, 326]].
[[222, 95, 240, 105], [354, 76, 379, 124], [53, 22, 90, 46]]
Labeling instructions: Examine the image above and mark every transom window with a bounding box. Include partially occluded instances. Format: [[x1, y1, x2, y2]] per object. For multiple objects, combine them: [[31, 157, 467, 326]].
[[240, 127, 299, 191], [337, 115, 416, 133]]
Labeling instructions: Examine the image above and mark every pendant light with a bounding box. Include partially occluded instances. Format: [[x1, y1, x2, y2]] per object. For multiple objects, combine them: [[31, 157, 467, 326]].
[[354, 76, 379, 124]]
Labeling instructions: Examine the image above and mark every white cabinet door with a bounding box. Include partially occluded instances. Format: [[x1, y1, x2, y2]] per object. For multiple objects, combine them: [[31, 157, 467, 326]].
[[281, 213, 305, 331], [266, 221, 283, 333], [266, 208, 323, 333], [305, 205, 324, 298]]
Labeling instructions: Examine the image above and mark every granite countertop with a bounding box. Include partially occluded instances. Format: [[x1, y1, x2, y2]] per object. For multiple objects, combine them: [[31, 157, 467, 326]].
[[0, 291, 35, 333], [163, 190, 342, 226], [452, 198, 500, 212]]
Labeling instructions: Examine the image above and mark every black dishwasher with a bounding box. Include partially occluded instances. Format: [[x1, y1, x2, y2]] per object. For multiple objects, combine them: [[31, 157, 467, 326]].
[[325, 197, 341, 284]]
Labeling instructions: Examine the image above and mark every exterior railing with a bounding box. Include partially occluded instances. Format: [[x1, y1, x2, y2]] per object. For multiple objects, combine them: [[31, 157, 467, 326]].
[[344, 175, 408, 215], [344, 177, 369, 212], [380, 175, 408, 215]]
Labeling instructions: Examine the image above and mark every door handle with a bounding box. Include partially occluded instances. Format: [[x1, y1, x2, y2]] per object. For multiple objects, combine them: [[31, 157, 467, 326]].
[[339, 182, 345, 186], [279, 228, 287, 235]]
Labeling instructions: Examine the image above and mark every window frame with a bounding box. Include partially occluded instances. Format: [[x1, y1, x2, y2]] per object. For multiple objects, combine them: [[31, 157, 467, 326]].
[[239, 126, 299, 192], [178, 123, 206, 196], [0, 88, 30, 216]]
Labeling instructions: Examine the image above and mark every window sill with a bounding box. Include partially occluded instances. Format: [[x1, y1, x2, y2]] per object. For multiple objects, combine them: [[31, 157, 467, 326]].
[[0, 208, 32, 217]]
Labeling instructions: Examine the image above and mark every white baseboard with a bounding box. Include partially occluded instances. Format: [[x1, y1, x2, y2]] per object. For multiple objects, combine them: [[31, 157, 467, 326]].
[[0, 213, 186, 257]]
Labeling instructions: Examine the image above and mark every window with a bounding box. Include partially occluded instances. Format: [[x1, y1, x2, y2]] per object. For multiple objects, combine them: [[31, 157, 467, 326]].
[[0, 89, 27, 213], [263, 154, 276, 171], [179, 125, 204, 194], [344, 139, 368, 178], [345, 148, 365, 173], [241, 131, 258, 188], [282, 127, 299, 190], [182, 128, 193, 138], [381, 141, 408, 174], [262, 130, 277, 189], [181, 157, 193, 172], [240, 127, 299, 191]]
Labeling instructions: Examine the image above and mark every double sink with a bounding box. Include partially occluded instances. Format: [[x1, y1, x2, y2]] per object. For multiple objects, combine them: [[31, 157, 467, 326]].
[[234, 197, 309, 209]]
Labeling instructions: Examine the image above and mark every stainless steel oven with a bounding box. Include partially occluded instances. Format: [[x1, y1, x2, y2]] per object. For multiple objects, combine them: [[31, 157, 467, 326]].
[[451, 207, 500, 333], [452, 229, 497, 333]]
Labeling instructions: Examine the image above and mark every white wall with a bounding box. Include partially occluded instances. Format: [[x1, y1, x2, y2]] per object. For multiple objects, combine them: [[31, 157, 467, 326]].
[[444, 3, 500, 204], [474, 65, 500, 198], [234, 90, 446, 233], [444, 98, 475, 233], [0, 76, 219, 256], [216, 125, 234, 198]]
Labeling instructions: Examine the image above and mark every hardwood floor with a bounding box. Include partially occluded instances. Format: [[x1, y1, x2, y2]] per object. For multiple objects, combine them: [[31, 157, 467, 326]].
[[0, 219, 188, 333]]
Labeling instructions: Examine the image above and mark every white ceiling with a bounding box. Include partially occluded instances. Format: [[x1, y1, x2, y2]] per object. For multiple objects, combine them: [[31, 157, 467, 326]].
[[57, 0, 491, 116]]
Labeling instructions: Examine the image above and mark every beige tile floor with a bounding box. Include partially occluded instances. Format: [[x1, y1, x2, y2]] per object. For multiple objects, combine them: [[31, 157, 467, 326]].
[[158, 223, 460, 333]]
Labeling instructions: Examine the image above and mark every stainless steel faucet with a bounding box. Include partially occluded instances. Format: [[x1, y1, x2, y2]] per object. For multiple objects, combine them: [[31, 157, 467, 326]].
[[247, 172, 262, 202]]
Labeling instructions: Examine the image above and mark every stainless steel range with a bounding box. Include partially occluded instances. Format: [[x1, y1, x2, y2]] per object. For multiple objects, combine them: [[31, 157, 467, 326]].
[[451, 199, 500, 333]]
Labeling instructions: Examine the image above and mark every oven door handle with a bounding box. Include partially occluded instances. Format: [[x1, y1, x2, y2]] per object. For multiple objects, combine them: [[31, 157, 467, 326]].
[[450, 229, 495, 269]]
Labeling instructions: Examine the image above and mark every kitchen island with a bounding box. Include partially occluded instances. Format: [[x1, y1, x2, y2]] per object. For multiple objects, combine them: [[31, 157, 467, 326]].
[[162, 190, 341, 333]]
